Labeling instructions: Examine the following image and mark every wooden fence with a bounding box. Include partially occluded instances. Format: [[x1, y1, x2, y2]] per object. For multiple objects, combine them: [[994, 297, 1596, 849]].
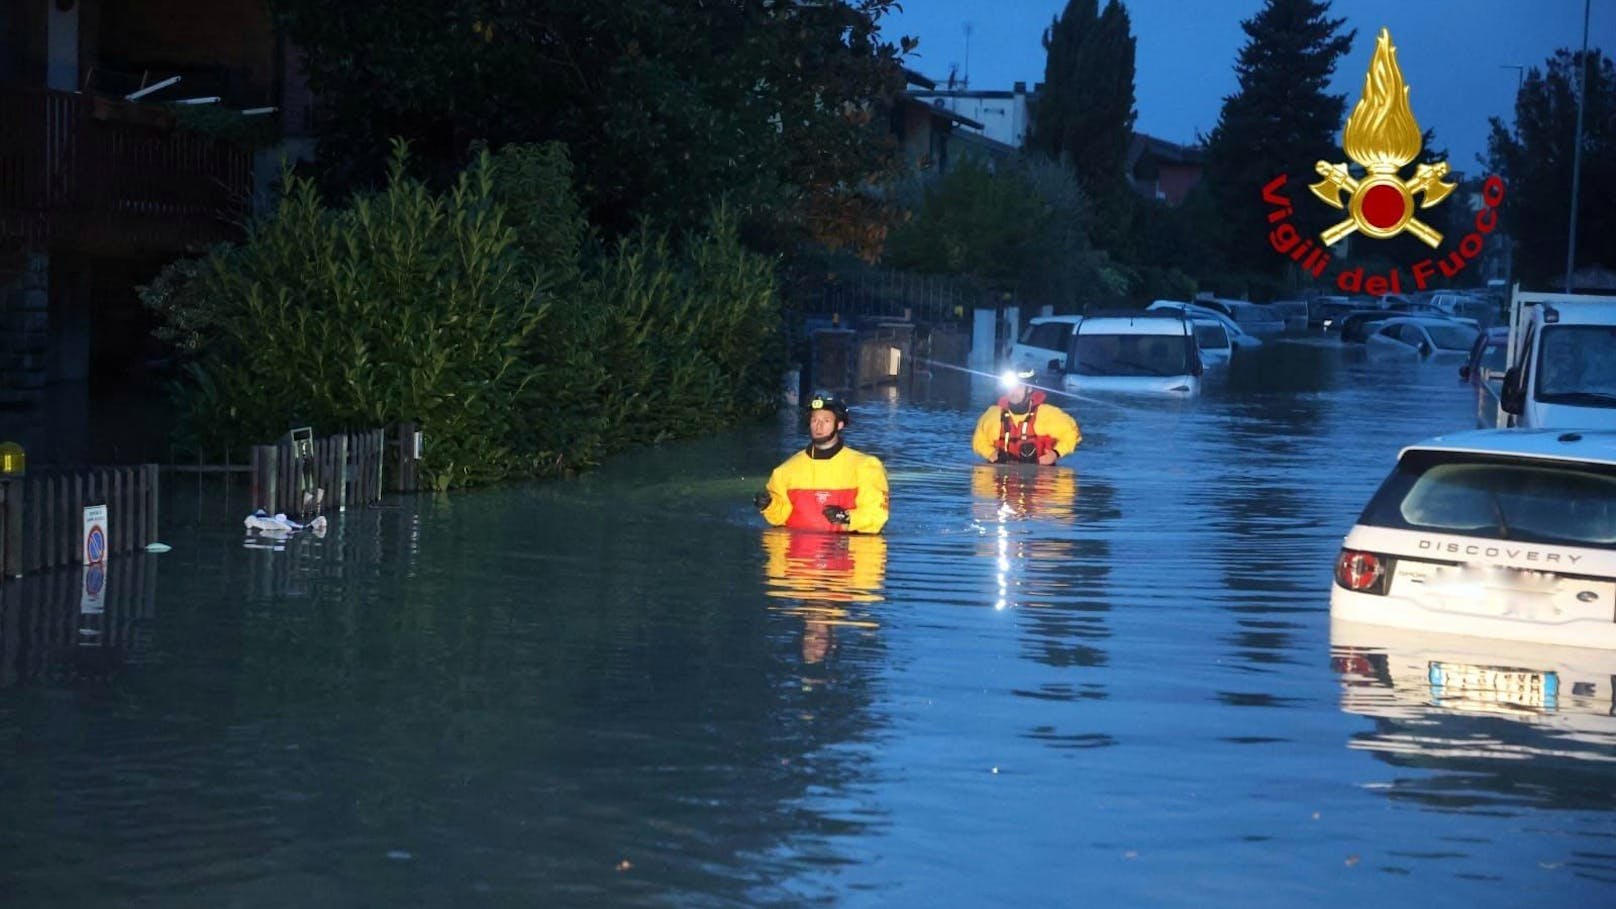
[[249, 423, 422, 518], [0, 465, 160, 578], [250, 428, 382, 518], [0, 87, 252, 249]]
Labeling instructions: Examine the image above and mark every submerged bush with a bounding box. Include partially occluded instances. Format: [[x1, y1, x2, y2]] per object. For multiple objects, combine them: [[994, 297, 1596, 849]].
[[144, 140, 783, 488]]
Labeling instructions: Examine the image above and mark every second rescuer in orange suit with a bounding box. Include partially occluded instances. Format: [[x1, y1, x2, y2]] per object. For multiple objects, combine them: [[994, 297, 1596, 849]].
[[755, 392, 889, 534], [972, 369, 1082, 465]]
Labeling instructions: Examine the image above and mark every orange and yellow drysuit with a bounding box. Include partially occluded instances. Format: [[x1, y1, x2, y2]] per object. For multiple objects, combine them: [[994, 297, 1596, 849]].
[[971, 391, 1082, 464], [761, 441, 889, 534]]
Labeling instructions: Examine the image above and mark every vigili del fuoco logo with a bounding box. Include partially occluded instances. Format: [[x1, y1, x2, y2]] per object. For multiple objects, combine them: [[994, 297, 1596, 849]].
[[1261, 28, 1506, 295]]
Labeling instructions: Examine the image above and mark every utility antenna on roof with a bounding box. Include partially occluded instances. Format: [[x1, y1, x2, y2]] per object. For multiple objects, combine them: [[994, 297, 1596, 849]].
[[962, 22, 974, 90]]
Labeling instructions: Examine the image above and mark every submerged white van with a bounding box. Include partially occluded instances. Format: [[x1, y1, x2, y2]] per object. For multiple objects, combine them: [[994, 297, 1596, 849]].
[[1060, 310, 1202, 395], [1499, 291, 1616, 430]]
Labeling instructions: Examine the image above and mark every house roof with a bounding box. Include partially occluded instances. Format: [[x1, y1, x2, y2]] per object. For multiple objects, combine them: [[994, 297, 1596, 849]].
[[903, 68, 936, 90], [1127, 132, 1204, 167], [951, 128, 1019, 158], [896, 94, 984, 130]]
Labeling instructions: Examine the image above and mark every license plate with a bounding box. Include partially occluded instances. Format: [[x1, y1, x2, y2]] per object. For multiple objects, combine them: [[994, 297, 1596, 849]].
[[1391, 560, 1613, 620], [1428, 660, 1559, 710]]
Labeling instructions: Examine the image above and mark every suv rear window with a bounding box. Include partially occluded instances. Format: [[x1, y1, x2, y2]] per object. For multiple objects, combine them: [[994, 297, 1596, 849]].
[[1360, 450, 1616, 549]]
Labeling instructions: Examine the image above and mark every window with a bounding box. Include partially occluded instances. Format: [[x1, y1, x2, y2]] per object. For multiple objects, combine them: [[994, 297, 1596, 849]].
[[1536, 324, 1616, 406], [1070, 333, 1193, 377], [1481, 342, 1508, 372], [1193, 323, 1229, 350], [1425, 324, 1478, 351], [1394, 323, 1427, 346], [1361, 451, 1616, 549], [1023, 322, 1071, 352]]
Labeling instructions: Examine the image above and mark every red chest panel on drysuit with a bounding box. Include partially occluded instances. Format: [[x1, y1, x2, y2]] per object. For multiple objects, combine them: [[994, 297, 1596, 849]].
[[997, 393, 1054, 461], [785, 487, 858, 532]]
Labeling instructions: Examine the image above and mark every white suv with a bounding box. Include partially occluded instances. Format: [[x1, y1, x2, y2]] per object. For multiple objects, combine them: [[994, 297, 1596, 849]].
[[1331, 429, 1616, 648]]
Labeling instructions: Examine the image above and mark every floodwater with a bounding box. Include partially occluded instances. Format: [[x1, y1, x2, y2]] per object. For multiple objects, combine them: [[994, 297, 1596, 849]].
[[3, 340, 1614, 907]]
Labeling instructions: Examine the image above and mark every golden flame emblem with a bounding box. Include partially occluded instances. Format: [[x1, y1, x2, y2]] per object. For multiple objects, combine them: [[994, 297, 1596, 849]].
[[1311, 29, 1456, 247]]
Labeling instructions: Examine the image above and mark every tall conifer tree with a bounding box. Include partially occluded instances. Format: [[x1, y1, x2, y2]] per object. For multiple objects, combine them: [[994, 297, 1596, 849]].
[[1028, 0, 1137, 247], [1201, 0, 1353, 281]]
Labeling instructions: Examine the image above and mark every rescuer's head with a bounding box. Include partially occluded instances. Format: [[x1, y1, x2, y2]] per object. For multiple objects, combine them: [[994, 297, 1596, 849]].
[[806, 391, 849, 444]]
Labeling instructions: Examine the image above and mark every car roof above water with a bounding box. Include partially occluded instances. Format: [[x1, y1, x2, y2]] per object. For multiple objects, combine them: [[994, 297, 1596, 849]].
[[1076, 314, 1192, 336], [1400, 428, 1616, 468]]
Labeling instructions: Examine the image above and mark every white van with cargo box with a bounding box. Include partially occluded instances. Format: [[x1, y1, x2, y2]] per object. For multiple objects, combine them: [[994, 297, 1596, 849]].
[[1498, 289, 1616, 430]]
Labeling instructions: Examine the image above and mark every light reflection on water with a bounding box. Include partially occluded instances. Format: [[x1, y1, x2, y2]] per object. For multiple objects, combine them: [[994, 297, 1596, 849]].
[[2, 340, 1614, 906]]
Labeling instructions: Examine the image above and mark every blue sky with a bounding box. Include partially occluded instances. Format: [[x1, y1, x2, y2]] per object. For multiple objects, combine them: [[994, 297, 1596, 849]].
[[884, 0, 1610, 172]]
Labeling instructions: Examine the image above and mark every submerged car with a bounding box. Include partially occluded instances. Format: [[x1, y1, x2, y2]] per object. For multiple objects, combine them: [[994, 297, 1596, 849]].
[[1011, 315, 1083, 373], [1364, 316, 1480, 359], [1060, 311, 1202, 395], [1331, 429, 1616, 649], [1460, 327, 1510, 385], [1145, 300, 1263, 349], [1190, 317, 1232, 368], [1200, 298, 1287, 337]]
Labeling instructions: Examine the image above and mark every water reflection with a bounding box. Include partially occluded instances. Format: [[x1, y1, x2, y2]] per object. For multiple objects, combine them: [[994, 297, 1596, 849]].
[[0, 557, 158, 688], [1332, 618, 1616, 814], [761, 529, 886, 672]]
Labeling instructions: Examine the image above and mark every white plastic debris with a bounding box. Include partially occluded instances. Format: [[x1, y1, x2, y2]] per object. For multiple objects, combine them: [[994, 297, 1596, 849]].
[[244, 510, 303, 535]]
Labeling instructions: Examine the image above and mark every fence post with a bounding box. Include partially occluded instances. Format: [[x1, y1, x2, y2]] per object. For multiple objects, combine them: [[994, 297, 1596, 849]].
[[250, 444, 278, 513], [394, 422, 420, 494], [333, 433, 348, 512]]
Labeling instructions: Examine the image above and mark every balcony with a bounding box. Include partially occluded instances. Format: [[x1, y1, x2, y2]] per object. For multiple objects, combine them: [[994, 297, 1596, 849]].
[[0, 88, 252, 254]]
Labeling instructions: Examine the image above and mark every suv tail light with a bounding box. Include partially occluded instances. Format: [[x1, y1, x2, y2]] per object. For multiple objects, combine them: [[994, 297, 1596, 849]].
[[1335, 549, 1392, 595]]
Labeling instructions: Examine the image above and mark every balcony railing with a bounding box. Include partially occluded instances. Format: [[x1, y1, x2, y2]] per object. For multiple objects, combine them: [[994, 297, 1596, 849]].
[[0, 88, 252, 251]]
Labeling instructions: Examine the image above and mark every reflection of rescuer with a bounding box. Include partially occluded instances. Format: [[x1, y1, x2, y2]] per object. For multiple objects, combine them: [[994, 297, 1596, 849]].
[[754, 391, 890, 534], [762, 530, 888, 668], [972, 369, 1082, 465]]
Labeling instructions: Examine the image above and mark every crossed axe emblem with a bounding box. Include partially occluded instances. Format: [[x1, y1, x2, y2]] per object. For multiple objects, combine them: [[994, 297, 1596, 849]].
[[1310, 160, 1456, 248]]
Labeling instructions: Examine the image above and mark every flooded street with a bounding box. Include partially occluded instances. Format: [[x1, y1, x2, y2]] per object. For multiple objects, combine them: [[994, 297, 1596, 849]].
[[3, 340, 1614, 907]]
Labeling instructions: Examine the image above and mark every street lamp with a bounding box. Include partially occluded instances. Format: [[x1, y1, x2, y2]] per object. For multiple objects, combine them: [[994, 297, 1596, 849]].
[[1564, 0, 1591, 293], [1499, 64, 1525, 289]]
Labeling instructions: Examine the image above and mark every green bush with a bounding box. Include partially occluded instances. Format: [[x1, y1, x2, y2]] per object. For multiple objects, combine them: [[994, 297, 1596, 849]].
[[144, 140, 783, 488]]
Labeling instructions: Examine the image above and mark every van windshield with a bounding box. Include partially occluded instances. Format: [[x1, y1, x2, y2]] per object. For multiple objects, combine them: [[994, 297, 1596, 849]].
[[1360, 450, 1616, 549], [1537, 325, 1616, 407], [1070, 333, 1193, 377]]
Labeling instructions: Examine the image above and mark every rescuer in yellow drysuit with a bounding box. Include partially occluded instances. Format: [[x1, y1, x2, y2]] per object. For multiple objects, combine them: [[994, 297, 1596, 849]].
[[755, 391, 889, 534], [971, 369, 1082, 465]]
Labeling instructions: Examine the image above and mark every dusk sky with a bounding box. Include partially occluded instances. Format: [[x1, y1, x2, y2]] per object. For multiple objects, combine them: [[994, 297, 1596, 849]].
[[885, 0, 1611, 173]]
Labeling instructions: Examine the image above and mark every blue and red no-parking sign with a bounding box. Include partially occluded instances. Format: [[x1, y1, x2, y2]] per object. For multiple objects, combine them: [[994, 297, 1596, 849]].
[[82, 504, 108, 566]]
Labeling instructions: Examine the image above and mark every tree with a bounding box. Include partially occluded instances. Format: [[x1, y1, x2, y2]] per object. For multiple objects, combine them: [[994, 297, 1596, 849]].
[[1027, 0, 1137, 249], [1201, 0, 1354, 278], [269, 0, 911, 256], [883, 156, 1123, 308], [1487, 49, 1616, 287]]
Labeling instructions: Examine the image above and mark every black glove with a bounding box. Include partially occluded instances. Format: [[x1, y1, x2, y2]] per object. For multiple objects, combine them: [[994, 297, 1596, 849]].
[[822, 505, 850, 526], [754, 490, 772, 511], [991, 451, 1005, 464]]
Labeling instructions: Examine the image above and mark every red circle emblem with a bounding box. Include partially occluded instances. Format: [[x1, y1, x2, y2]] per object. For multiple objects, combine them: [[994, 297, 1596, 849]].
[[1361, 184, 1406, 230]]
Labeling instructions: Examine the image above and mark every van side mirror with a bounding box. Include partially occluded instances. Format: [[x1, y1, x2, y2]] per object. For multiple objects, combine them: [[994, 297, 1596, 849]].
[[1500, 366, 1524, 414], [1418, 341, 1432, 357], [1048, 358, 1062, 373], [1458, 364, 1471, 380]]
